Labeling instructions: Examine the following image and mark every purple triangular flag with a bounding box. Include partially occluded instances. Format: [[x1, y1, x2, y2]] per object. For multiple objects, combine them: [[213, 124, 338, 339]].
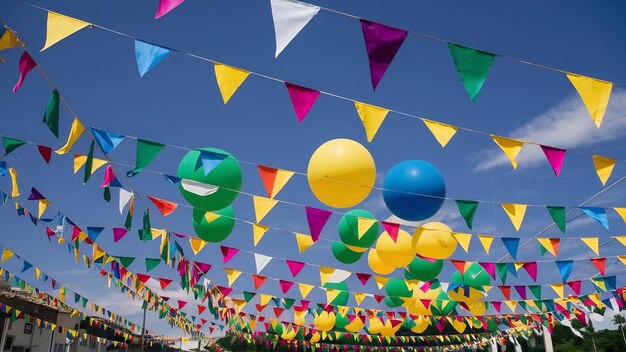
[[112, 228, 128, 243], [305, 206, 332, 242], [540, 145, 566, 177], [360, 19, 407, 89], [285, 82, 320, 123], [27, 188, 45, 200]]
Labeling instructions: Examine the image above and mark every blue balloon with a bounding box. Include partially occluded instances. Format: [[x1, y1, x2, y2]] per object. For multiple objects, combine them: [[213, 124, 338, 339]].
[[382, 160, 445, 221]]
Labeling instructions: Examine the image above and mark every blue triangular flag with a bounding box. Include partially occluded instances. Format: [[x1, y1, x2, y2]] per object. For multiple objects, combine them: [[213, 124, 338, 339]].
[[21, 261, 33, 273], [194, 150, 227, 176], [164, 174, 181, 184], [580, 207, 609, 230], [507, 262, 518, 278], [91, 128, 125, 154], [0, 192, 8, 205], [501, 237, 520, 260], [555, 260, 573, 282], [135, 40, 171, 77], [87, 227, 105, 241], [603, 276, 617, 290], [0, 161, 6, 176]]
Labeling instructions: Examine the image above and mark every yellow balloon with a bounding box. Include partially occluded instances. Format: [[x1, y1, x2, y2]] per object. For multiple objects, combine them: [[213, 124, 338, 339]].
[[412, 222, 457, 259], [375, 229, 415, 268], [281, 328, 297, 341], [294, 311, 306, 326], [368, 317, 384, 334], [345, 243, 368, 253], [367, 249, 395, 275], [313, 311, 336, 331], [307, 139, 376, 208], [344, 315, 365, 333], [411, 316, 430, 334], [447, 287, 485, 302], [309, 332, 321, 343], [466, 301, 486, 316]]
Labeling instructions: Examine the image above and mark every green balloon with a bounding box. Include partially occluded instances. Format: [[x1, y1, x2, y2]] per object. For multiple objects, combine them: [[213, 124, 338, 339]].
[[177, 148, 242, 211], [384, 296, 404, 308], [451, 263, 490, 287], [385, 278, 413, 298], [323, 281, 349, 306], [404, 256, 444, 281], [401, 318, 416, 330], [334, 314, 350, 331], [192, 206, 235, 242], [338, 209, 378, 249], [331, 242, 363, 264]]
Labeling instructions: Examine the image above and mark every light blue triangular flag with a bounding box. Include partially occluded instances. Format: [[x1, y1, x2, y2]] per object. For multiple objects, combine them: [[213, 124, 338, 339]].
[[135, 40, 171, 77], [195, 150, 227, 176], [91, 128, 125, 154], [555, 260, 573, 282], [580, 207, 609, 230]]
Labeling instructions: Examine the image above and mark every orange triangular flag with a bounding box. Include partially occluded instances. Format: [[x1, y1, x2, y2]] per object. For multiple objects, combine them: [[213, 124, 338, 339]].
[[257, 165, 294, 199], [147, 196, 178, 216]]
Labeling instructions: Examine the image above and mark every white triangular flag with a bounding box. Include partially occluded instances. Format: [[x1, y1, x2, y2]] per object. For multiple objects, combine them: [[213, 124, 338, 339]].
[[270, 0, 320, 57], [327, 269, 351, 284], [119, 188, 133, 214], [254, 253, 272, 274]]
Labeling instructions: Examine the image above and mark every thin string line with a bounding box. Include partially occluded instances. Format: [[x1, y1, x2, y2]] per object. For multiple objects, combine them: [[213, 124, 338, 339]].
[[15, 2, 626, 164]]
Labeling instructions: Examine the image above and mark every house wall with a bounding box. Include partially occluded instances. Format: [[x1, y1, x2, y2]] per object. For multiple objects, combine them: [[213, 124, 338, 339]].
[[1, 316, 53, 352]]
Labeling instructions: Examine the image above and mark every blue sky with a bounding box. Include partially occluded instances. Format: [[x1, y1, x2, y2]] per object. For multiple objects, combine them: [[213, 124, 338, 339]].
[[1, 0, 626, 338]]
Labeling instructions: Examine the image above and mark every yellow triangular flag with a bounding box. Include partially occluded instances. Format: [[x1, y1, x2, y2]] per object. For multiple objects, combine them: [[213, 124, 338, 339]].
[[615, 236, 626, 247], [204, 211, 221, 224], [259, 294, 273, 306], [422, 119, 458, 147], [252, 196, 278, 223], [272, 169, 295, 198], [581, 237, 599, 256], [504, 300, 517, 313], [354, 292, 366, 305], [477, 235, 493, 254], [501, 203, 527, 231], [452, 232, 471, 252], [0, 29, 23, 52], [319, 266, 334, 286], [514, 262, 524, 271], [224, 268, 242, 286], [566, 73, 613, 128], [56, 117, 84, 154], [41, 12, 90, 51], [214, 63, 250, 103], [536, 238, 556, 256], [354, 101, 389, 142], [252, 223, 269, 246], [326, 288, 340, 304], [189, 238, 208, 255], [617, 256, 626, 265], [34, 268, 41, 279], [613, 208, 626, 224], [592, 155, 615, 186], [294, 232, 314, 253], [374, 276, 388, 289], [298, 283, 314, 299], [1, 249, 13, 263], [38, 199, 48, 218], [73, 155, 87, 173], [91, 159, 108, 174], [592, 278, 607, 292], [8, 168, 19, 197], [491, 135, 524, 169], [357, 217, 377, 240]]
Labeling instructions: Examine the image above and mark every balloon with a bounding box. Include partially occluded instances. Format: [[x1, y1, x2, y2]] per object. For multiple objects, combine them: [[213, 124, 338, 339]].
[[456, 263, 491, 286], [448, 263, 490, 301], [281, 327, 297, 341], [313, 311, 336, 331], [385, 278, 413, 298], [465, 301, 486, 316], [367, 317, 384, 335], [338, 209, 379, 250], [384, 296, 405, 308], [430, 291, 457, 316], [411, 317, 430, 334], [307, 139, 376, 208], [334, 314, 350, 331], [177, 148, 242, 211], [412, 222, 457, 259], [405, 256, 444, 281], [375, 229, 415, 268], [367, 249, 395, 275], [382, 160, 445, 221], [323, 281, 350, 306], [331, 242, 364, 264], [345, 315, 366, 333], [191, 206, 235, 242], [308, 332, 321, 343]]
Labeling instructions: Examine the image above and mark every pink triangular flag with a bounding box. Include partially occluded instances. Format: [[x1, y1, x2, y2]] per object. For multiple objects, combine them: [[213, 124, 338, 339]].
[[155, 0, 184, 19], [492, 301, 501, 313], [13, 51, 37, 93], [112, 228, 128, 243], [220, 246, 239, 264], [178, 300, 187, 309], [522, 261, 538, 281], [279, 280, 294, 294], [381, 221, 400, 242], [285, 82, 320, 123], [360, 20, 407, 89], [305, 206, 332, 242], [540, 145, 566, 177], [478, 262, 496, 279], [356, 273, 371, 285], [100, 165, 116, 188], [286, 260, 305, 277], [194, 261, 212, 274]]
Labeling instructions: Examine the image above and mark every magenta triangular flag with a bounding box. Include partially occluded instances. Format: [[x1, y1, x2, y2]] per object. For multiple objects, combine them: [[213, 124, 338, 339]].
[[522, 261, 538, 281], [356, 273, 371, 285], [567, 280, 581, 295], [112, 228, 128, 243], [285, 82, 320, 123], [155, 0, 184, 19], [478, 262, 496, 279], [514, 286, 527, 300], [13, 51, 37, 93], [360, 19, 407, 89], [286, 260, 305, 277], [220, 246, 239, 264], [305, 206, 332, 242], [194, 261, 212, 274], [279, 280, 294, 294], [540, 145, 566, 177], [381, 221, 400, 242]]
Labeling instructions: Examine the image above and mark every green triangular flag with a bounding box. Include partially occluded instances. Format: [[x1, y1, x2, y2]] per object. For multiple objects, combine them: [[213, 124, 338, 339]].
[[455, 199, 479, 229], [546, 206, 566, 233], [43, 89, 60, 137], [126, 139, 165, 177], [103, 187, 111, 202], [243, 291, 256, 303], [539, 244, 547, 256], [117, 256, 135, 268], [528, 285, 542, 300], [139, 209, 151, 241], [496, 263, 508, 284], [447, 43, 495, 101], [82, 297, 88, 307], [145, 258, 161, 272], [3, 137, 25, 156], [124, 208, 133, 230], [83, 141, 95, 184], [282, 298, 295, 309]]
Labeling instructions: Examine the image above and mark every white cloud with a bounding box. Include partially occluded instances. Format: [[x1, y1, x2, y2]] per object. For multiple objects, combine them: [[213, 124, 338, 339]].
[[474, 89, 626, 172]]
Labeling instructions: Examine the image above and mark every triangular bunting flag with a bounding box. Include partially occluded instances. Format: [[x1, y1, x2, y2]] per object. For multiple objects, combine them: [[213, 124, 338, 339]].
[[305, 206, 332, 242], [360, 20, 407, 89], [294, 233, 314, 253], [298, 283, 314, 299], [581, 237, 600, 256], [13, 51, 37, 93], [501, 203, 527, 231], [284, 83, 320, 123], [270, 0, 320, 57], [0, 29, 23, 52], [540, 146, 566, 177], [257, 165, 294, 198], [354, 101, 389, 142], [213, 63, 250, 104], [546, 206, 566, 233], [135, 40, 170, 77], [56, 117, 84, 155], [147, 196, 177, 216], [189, 238, 208, 255], [37, 145, 52, 163], [253, 196, 278, 223], [254, 253, 272, 274], [590, 258, 606, 275], [592, 155, 615, 185], [41, 11, 90, 51], [252, 275, 268, 290], [286, 260, 305, 277], [3, 137, 25, 156], [252, 223, 269, 246], [357, 217, 377, 240], [455, 200, 478, 229], [536, 238, 560, 257], [126, 139, 165, 177], [555, 261, 573, 282], [491, 136, 524, 169], [422, 119, 458, 147], [501, 238, 519, 260], [447, 43, 495, 101], [613, 208, 626, 224], [220, 246, 239, 264], [224, 268, 242, 287], [43, 89, 60, 137], [566, 73, 612, 128], [478, 235, 493, 254], [155, 0, 185, 19], [91, 128, 124, 155], [452, 233, 471, 252], [580, 207, 609, 230]]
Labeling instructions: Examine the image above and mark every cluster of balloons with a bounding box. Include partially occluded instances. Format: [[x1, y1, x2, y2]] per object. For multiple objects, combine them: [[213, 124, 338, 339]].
[[332, 209, 379, 263], [177, 148, 242, 242]]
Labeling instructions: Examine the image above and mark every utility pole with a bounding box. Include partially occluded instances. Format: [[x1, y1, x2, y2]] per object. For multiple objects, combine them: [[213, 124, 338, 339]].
[[140, 304, 147, 352]]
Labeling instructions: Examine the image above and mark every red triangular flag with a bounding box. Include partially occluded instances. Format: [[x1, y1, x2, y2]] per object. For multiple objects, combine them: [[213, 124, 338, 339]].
[[381, 221, 400, 242], [252, 275, 268, 290], [590, 257, 606, 275], [37, 145, 52, 163], [159, 278, 172, 289], [273, 307, 284, 318], [373, 295, 385, 303], [498, 286, 511, 300], [136, 273, 151, 283], [147, 196, 178, 216], [177, 300, 187, 309], [257, 165, 280, 198], [356, 273, 371, 285], [450, 260, 466, 274], [197, 305, 206, 315], [285, 83, 320, 123]]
